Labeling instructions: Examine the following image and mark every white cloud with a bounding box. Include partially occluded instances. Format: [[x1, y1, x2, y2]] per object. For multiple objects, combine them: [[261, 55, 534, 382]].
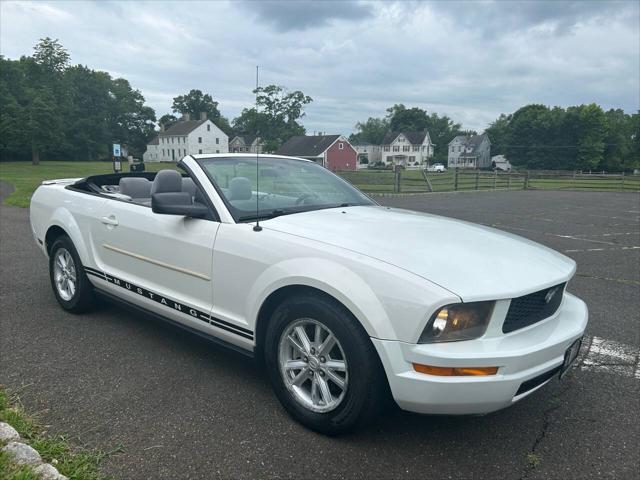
[[0, 0, 637, 134]]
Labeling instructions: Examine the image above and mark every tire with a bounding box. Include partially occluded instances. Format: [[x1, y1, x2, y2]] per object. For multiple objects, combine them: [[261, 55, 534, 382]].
[[48, 235, 95, 313], [264, 293, 388, 435]]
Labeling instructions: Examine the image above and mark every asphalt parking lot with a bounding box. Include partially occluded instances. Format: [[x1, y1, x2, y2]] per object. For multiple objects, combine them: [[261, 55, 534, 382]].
[[1, 188, 639, 479]]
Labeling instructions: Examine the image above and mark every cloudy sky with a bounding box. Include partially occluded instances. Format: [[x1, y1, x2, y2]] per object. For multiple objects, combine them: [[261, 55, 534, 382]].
[[1, 0, 638, 134]]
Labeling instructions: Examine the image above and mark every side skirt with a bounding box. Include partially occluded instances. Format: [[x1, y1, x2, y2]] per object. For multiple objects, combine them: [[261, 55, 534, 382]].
[[94, 287, 255, 359]]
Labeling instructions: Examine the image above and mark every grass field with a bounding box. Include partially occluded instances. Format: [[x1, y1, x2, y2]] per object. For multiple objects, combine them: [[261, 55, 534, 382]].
[[1, 161, 638, 207], [0, 161, 172, 207]]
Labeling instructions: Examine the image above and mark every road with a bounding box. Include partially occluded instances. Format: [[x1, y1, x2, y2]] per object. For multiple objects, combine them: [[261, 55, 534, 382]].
[[1, 187, 639, 479]]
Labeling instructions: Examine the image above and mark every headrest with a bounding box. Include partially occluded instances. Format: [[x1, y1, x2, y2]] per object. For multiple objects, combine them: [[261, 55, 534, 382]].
[[181, 177, 197, 197], [151, 170, 182, 195], [119, 177, 151, 199], [229, 177, 252, 201]]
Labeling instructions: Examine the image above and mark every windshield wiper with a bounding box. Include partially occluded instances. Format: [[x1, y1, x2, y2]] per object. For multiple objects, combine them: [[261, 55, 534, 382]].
[[238, 209, 287, 222]]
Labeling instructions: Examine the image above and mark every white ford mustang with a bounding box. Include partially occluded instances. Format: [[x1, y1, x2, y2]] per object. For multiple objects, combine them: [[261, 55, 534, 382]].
[[30, 154, 588, 434]]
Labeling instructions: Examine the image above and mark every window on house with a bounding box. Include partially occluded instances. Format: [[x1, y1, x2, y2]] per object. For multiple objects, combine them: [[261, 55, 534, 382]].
[[162, 149, 165, 155], [216, 138, 219, 144], [403, 146, 410, 152], [216, 150, 220, 153], [339, 142, 344, 150], [393, 146, 400, 152], [414, 146, 420, 152], [384, 146, 390, 152], [207, 124, 211, 132], [409, 156, 415, 161], [198, 137, 202, 143], [199, 149, 202, 154], [171, 137, 174, 144]]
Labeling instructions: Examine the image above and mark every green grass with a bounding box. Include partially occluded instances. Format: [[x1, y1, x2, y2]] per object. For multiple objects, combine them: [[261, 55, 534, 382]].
[[1, 161, 637, 208], [0, 161, 171, 208], [0, 386, 121, 480]]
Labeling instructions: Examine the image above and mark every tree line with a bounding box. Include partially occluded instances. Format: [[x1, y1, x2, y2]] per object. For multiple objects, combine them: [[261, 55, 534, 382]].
[[0, 38, 312, 163], [485, 104, 639, 171], [0, 38, 156, 164], [2, 39, 637, 171]]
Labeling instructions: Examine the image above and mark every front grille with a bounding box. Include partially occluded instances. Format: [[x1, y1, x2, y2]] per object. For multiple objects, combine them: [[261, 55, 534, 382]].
[[502, 283, 566, 333]]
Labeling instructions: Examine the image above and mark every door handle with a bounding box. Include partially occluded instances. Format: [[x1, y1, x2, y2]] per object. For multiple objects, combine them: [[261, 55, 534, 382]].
[[100, 215, 119, 226]]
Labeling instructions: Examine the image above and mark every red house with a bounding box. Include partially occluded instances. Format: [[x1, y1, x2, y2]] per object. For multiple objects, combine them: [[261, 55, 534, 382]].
[[275, 135, 357, 171]]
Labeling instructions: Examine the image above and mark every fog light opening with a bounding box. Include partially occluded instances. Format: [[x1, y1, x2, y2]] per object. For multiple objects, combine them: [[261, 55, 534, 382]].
[[412, 363, 499, 376]]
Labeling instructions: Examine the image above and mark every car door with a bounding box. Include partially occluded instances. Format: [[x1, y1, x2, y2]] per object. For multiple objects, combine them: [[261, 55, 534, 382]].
[[90, 195, 219, 333]]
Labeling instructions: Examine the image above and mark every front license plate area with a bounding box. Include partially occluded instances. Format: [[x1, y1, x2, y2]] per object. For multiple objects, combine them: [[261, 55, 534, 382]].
[[560, 337, 582, 379]]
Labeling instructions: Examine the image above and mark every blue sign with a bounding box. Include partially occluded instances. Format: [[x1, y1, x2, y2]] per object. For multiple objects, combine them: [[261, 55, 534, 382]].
[[113, 143, 121, 157]]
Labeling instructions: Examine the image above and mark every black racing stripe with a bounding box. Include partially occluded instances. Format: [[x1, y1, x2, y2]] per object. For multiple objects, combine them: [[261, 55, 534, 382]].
[[85, 268, 253, 339], [85, 268, 105, 279]]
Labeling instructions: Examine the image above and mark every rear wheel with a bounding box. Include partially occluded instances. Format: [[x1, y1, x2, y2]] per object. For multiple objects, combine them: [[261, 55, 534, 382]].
[[49, 236, 95, 313], [264, 293, 387, 435]]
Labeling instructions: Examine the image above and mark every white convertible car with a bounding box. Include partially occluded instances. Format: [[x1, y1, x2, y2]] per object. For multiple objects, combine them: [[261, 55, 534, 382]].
[[30, 154, 588, 434]]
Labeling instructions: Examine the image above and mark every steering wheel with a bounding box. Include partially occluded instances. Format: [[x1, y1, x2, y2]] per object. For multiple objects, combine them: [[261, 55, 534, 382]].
[[294, 193, 319, 206]]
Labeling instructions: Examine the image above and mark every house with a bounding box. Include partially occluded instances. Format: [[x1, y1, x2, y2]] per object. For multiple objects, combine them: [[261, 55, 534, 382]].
[[143, 112, 229, 162], [229, 135, 264, 154], [491, 154, 511, 171], [142, 136, 159, 162], [380, 131, 434, 167], [448, 134, 491, 169], [352, 142, 382, 168], [275, 134, 357, 171]]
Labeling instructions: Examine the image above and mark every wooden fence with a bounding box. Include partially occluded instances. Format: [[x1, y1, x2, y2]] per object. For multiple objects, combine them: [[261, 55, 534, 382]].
[[337, 168, 640, 194]]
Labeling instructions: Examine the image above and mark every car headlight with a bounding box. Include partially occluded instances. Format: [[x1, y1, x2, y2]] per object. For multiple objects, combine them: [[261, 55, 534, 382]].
[[419, 301, 495, 343]]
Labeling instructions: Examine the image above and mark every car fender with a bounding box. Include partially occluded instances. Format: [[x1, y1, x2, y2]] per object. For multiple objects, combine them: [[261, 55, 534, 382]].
[[248, 257, 398, 340], [47, 207, 92, 264]]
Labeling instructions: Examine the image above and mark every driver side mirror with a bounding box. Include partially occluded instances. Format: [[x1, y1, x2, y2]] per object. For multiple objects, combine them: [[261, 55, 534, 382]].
[[151, 192, 208, 218]]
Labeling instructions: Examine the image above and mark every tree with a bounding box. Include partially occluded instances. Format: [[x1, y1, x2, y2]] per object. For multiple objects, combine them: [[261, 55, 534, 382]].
[[232, 84, 312, 150], [24, 89, 63, 164], [33, 37, 69, 74], [349, 117, 389, 144], [158, 114, 178, 130], [386, 104, 430, 132], [107, 78, 156, 157], [171, 89, 231, 133], [601, 109, 632, 171]]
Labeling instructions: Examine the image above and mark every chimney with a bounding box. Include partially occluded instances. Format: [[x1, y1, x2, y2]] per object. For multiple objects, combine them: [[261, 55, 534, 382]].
[[181, 113, 191, 121], [199, 111, 207, 121]]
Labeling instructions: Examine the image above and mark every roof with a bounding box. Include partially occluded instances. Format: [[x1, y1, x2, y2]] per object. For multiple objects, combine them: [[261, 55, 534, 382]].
[[159, 119, 207, 136], [381, 131, 429, 145], [231, 135, 260, 145], [456, 133, 489, 157], [275, 135, 342, 156], [147, 136, 159, 145], [448, 133, 489, 147]]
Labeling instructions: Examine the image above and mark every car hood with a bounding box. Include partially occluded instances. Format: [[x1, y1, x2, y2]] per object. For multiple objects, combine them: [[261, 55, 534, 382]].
[[263, 206, 576, 301]]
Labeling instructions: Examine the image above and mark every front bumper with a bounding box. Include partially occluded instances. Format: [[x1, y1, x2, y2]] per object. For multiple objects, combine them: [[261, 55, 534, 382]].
[[373, 293, 588, 415]]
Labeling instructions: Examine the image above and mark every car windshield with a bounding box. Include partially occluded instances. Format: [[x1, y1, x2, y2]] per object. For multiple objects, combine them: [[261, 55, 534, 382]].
[[197, 156, 375, 222]]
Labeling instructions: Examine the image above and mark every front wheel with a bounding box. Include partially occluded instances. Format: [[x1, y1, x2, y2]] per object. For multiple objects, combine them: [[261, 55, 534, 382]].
[[264, 293, 388, 435], [49, 236, 95, 313]]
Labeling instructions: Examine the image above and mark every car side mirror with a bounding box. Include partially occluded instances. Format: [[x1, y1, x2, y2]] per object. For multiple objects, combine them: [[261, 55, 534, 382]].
[[151, 192, 208, 218]]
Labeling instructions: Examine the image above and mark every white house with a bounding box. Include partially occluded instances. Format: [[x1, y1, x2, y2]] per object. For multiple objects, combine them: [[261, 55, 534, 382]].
[[448, 134, 491, 169], [142, 137, 159, 162], [143, 113, 228, 162], [352, 142, 382, 168], [229, 135, 264, 154], [380, 131, 434, 167]]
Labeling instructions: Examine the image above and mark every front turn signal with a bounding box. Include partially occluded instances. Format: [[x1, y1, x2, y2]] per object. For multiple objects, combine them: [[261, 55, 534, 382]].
[[412, 363, 499, 376]]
